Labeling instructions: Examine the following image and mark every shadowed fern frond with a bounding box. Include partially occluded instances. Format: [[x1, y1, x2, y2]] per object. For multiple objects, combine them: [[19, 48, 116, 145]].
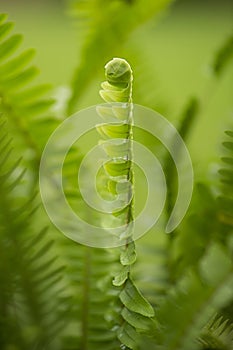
[[60, 241, 121, 350], [199, 315, 233, 350], [0, 116, 68, 350], [156, 243, 233, 350]]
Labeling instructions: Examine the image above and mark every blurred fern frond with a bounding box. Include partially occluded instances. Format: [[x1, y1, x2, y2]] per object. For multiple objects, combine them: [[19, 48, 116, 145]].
[[199, 315, 233, 350], [0, 13, 59, 171], [218, 130, 233, 231], [0, 117, 69, 350], [212, 35, 233, 76], [216, 129, 233, 323], [170, 183, 219, 280], [156, 243, 233, 350], [60, 241, 121, 350], [57, 140, 120, 349]]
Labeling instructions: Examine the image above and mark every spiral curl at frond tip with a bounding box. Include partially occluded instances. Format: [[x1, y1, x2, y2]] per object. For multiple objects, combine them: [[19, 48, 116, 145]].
[[104, 57, 133, 85]]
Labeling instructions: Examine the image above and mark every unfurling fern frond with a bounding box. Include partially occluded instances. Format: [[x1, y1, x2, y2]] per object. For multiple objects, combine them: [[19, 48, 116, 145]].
[[96, 58, 155, 349], [0, 116, 68, 350]]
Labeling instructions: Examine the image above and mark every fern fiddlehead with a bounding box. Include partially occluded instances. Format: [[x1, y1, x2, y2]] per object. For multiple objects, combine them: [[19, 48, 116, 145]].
[[98, 57, 134, 237], [97, 58, 155, 349]]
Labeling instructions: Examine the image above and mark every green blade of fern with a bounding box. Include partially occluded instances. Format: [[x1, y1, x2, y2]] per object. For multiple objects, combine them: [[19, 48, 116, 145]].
[[9, 83, 51, 104], [120, 242, 137, 266], [16, 99, 55, 117], [0, 34, 22, 62], [1, 66, 39, 91], [0, 21, 14, 41], [121, 307, 155, 332], [0, 13, 8, 24], [120, 278, 155, 318], [117, 323, 140, 350], [0, 48, 35, 80]]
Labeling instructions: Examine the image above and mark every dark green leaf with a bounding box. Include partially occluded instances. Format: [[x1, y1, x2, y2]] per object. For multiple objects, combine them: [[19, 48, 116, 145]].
[[120, 278, 155, 317]]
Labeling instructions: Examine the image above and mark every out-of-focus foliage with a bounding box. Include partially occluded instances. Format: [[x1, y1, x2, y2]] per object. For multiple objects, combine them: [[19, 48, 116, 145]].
[[0, 13, 59, 179], [67, 0, 173, 114], [0, 118, 68, 349]]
